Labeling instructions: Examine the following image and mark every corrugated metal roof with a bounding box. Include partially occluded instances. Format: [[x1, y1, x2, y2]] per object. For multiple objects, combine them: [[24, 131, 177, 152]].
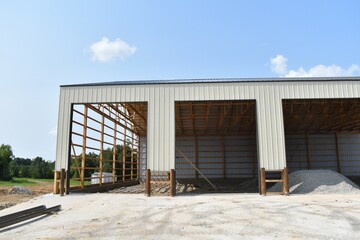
[[61, 76, 360, 87]]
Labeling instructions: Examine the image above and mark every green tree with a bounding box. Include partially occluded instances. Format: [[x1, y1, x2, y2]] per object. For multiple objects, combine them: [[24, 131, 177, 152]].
[[29, 157, 54, 179], [0, 144, 14, 180], [9, 157, 32, 177]]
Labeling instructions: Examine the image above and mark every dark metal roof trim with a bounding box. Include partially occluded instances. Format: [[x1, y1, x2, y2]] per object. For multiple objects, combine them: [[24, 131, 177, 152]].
[[60, 76, 360, 87]]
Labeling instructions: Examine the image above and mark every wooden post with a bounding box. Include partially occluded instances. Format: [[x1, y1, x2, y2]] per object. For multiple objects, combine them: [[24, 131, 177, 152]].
[[260, 168, 266, 195], [283, 167, 289, 195], [60, 168, 66, 196], [194, 136, 198, 179], [131, 130, 134, 180], [306, 133, 311, 169], [112, 121, 117, 184], [251, 136, 256, 178], [99, 114, 104, 186], [145, 169, 151, 197], [122, 124, 127, 181], [221, 136, 225, 179], [81, 105, 88, 189], [335, 133, 342, 173], [137, 137, 140, 180], [170, 169, 176, 197], [53, 171, 60, 194]]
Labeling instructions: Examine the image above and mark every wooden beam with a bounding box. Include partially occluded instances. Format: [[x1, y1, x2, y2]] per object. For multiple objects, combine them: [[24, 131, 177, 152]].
[[99, 114, 105, 186], [335, 133, 342, 173], [170, 169, 176, 197], [221, 136, 225, 179], [137, 136, 140, 180], [194, 136, 198, 179], [122, 124, 127, 181], [53, 171, 60, 194], [131, 130, 134, 180], [216, 105, 223, 131], [205, 102, 211, 132], [112, 121, 117, 184], [106, 104, 145, 134], [60, 168, 65, 196], [71, 143, 81, 178], [86, 104, 137, 135], [123, 103, 147, 123], [176, 105, 183, 135], [283, 167, 289, 195], [81, 105, 88, 189], [146, 169, 151, 197], [176, 147, 218, 191], [189, 103, 195, 135], [231, 103, 252, 127], [260, 168, 266, 195], [251, 136, 256, 178], [306, 133, 311, 169]]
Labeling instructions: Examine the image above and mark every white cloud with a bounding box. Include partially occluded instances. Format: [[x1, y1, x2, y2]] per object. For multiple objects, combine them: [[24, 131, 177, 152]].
[[270, 54, 360, 77], [270, 54, 288, 75], [285, 64, 360, 77], [90, 37, 136, 62], [48, 126, 57, 136]]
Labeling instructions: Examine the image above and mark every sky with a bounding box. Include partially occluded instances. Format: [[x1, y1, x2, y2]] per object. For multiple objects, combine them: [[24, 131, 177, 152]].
[[0, 1, 359, 161]]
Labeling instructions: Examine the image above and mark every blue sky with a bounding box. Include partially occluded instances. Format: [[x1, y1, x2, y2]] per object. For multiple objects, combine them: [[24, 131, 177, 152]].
[[0, 1, 359, 161]]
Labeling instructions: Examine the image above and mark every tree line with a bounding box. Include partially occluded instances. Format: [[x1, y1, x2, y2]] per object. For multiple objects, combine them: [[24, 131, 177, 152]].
[[0, 144, 54, 180]]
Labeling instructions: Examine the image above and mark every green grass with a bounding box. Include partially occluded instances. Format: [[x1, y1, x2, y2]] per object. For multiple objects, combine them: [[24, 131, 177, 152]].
[[70, 179, 91, 186], [0, 177, 54, 187], [0, 177, 92, 187]]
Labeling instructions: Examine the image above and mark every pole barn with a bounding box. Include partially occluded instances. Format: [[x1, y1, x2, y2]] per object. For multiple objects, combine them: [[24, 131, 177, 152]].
[[54, 77, 360, 195]]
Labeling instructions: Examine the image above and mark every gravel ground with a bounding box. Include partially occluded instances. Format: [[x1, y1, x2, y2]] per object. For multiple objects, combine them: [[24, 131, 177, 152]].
[[1, 192, 360, 240], [269, 170, 360, 194]]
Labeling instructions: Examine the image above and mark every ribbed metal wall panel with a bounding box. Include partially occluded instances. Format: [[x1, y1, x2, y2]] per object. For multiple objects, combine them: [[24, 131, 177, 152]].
[[55, 80, 360, 171], [175, 135, 257, 178], [286, 133, 360, 176]]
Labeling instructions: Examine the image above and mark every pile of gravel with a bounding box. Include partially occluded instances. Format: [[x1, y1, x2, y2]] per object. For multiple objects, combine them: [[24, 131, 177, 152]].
[[269, 169, 360, 194], [8, 186, 33, 195]]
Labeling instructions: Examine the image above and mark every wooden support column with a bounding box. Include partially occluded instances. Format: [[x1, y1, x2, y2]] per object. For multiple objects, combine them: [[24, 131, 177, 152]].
[[112, 121, 117, 184], [81, 106, 88, 188], [60, 168, 66, 196], [335, 133, 342, 173], [221, 136, 225, 179], [137, 137, 140, 180], [146, 169, 151, 197], [260, 168, 266, 195], [131, 130, 134, 180], [194, 136, 198, 179], [282, 167, 289, 195], [170, 169, 176, 197], [99, 114, 105, 186], [122, 123, 127, 181], [306, 133, 311, 169], [251, 136, 256, 178], [53, 171, 60, 194]]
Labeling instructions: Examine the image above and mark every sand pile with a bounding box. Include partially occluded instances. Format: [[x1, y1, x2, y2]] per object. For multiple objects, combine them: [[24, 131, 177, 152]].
[[269, 169, 360, 194]]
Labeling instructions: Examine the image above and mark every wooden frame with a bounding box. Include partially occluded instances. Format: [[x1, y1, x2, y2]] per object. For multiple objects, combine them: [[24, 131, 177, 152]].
[[66, 102, 147, 191]]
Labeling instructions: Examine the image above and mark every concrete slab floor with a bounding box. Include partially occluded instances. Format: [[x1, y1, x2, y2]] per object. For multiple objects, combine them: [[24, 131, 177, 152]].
[[1, 192, 360, 240]]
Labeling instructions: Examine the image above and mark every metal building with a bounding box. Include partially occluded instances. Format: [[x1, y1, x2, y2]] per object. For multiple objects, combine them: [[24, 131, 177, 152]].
[[54, 77, 360, 195]]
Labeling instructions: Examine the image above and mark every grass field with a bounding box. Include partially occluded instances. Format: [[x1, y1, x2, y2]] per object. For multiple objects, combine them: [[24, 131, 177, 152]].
[[0, 178, 90, 187], [0, 178, 51, 186]]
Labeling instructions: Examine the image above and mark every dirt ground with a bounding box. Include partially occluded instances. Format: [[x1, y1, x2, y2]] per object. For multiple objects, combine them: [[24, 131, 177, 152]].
[[0, 180, 53, 210], [1, 192, 360, 240]]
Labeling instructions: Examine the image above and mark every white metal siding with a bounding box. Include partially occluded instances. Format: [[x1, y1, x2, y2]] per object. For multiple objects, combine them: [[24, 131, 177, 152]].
[[55, 81, 360, 171]]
